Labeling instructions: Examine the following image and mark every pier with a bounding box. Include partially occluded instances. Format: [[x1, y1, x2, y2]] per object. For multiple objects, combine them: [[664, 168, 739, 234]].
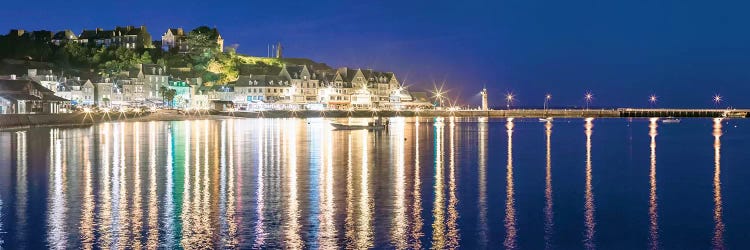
[[220, 108, 749, 118]]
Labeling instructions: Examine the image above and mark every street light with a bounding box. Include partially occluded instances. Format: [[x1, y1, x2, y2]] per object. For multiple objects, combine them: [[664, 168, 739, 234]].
[[584, 92, 593, 110], [506, 93, 515, 109], [544, 94, 552, 110], [713, 94, 722, 108], [431, 84, 447, 108], [649, 95, 657, 108]]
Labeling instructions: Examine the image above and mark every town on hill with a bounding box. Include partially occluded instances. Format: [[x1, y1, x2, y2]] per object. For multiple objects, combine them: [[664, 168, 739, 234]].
[[0, 25, 433, 114]]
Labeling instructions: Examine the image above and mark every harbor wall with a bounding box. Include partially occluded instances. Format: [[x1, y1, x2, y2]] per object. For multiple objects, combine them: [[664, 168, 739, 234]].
[[0, 112, 149, 129]]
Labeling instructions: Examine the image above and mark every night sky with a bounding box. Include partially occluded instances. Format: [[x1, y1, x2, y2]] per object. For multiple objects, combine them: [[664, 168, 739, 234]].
[[3, 0, 750, 108]]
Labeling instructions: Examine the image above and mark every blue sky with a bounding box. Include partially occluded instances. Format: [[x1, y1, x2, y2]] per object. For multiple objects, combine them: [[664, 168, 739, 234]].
[[3, 0, 750, 107]]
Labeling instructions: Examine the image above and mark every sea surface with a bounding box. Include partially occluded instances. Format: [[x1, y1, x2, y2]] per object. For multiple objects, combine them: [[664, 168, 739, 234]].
[[0, 117, 748, 249]]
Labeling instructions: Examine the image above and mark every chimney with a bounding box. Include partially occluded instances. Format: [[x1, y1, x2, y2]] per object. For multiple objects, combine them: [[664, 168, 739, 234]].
[[10, 74, 16, 80]]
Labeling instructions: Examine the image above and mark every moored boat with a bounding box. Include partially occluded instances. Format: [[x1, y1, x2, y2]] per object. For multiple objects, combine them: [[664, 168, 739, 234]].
[[662, 118, 681, 123], [539, 117, 553, 122]]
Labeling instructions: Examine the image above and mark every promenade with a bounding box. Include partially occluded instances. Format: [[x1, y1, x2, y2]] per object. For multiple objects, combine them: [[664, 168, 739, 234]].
[[221, 108, 749, 118]]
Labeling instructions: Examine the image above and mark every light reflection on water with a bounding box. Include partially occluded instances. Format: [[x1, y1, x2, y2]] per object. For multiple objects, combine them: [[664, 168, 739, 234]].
[[712, 118, 724, 250], [0, 118, 748, 249], [648, 118, 659, 250], [504, 118, 517, 249], [583, 118, 595, 250], [544, 121, 554, 250]]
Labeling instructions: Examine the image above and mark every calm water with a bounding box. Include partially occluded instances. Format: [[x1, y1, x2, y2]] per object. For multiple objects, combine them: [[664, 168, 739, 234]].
[[0, 117, 749, 249]]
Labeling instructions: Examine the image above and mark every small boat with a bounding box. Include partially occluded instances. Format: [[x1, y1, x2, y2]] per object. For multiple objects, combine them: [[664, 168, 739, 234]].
[[662, 118, 681, 123], [330, 123, 386, 130], [539, 117, 553, 122]]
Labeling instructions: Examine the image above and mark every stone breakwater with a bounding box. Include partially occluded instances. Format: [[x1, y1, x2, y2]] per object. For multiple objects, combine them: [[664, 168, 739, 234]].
[[220, 109, 622, 118], [221, 108, 749, 118]]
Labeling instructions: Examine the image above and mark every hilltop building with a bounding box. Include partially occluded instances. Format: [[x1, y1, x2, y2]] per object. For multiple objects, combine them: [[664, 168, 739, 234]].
[[162, 27, 224, 52], [77, 26, 153, 49], [161, 28, 188, 52], [51, 30, 77, 45]]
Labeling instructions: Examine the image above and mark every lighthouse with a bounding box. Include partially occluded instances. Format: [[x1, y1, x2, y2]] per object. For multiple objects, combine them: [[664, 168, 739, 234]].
[[481, 87, 488, 111]]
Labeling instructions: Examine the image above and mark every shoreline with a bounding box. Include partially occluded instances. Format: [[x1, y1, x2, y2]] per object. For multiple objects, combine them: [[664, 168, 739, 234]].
[[0, 110, 232, 131], [1, 108, 745, 131]]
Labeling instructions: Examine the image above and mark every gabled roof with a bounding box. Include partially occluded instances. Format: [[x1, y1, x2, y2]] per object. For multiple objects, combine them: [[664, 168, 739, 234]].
[[167, 28, 185, 36], [234, 75, 290, 87], [0, 79, 55, 94], [78, 30, 94, 39], [0, 93, 40, 101], [53, 30, 77, 40]]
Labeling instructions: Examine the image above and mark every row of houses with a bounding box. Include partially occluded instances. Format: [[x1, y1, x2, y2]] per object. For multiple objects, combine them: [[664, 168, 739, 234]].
[[0, 62, 433, 114], [8, 26, 223, 51], [194, 65, 433, 111]]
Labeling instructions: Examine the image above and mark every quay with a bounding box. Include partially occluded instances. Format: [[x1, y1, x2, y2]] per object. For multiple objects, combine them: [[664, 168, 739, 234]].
[[220, 108, 749, 118]]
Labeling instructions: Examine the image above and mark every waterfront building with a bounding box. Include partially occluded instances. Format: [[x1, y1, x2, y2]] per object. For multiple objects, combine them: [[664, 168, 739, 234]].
[[0, 75, 68, 113], [52, 77, 95, 106], [26, 69, 62, 92], [230, 64, 430, 110], [118, 72, 146, 105], [322, 67, 404, 109], [69, 79, 95, 105], [166, 79, 192, 108], [140, 64, 168, 102], [93, 78, 115, 106]]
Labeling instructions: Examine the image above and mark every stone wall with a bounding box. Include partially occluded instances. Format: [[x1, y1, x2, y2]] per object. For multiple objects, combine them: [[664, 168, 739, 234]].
[[0, 112, 148, 129]]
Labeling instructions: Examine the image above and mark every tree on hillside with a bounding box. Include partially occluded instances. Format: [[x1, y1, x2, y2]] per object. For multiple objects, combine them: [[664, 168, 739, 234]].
[[188, 26, 223, 84]]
